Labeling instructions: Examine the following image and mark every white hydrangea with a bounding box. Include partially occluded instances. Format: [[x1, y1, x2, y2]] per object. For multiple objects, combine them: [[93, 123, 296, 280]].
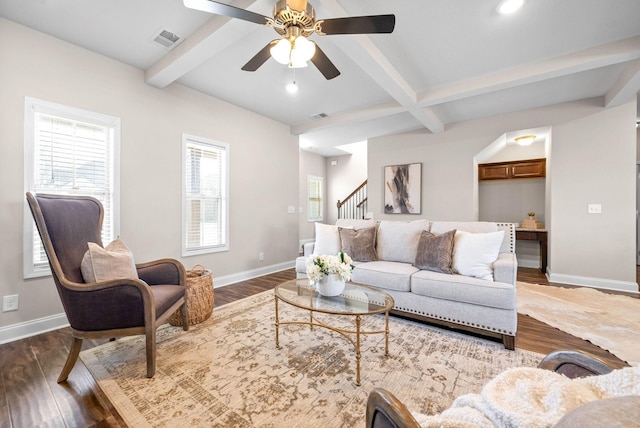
[[306, 252, 354, 283]]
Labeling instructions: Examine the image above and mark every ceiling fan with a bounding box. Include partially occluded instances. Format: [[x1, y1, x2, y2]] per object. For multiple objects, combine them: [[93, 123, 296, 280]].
[[183, 0, 395, 80]]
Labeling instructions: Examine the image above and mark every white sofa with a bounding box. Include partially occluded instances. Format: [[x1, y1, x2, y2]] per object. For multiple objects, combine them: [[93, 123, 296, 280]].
[[296, 219, 518, 349]]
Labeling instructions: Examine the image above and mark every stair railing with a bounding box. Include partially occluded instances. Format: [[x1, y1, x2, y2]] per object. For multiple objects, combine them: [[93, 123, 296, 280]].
[[337, 180, 367, 219]]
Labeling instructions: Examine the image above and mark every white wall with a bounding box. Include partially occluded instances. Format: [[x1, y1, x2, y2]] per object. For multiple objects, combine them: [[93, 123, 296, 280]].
[[0, 18, 299, 335], [548, 100, 637, 290], [368, 97, 638, 291]]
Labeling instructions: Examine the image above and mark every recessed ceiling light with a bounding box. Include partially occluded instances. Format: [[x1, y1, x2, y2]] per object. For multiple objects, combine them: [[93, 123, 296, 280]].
[[497, 0, 525, 15], [515, 135, 536, 146]]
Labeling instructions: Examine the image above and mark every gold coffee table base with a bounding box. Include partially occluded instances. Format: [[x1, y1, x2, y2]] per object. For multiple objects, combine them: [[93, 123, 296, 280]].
[[274, 279, 394, 386]]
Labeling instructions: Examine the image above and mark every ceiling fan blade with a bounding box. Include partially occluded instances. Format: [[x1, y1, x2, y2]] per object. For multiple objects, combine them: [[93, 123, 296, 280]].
[[310, 45, 340, 80], [317, 14, 395, 35], [183, 0, 270, 25], [241, 41, 277, 72]]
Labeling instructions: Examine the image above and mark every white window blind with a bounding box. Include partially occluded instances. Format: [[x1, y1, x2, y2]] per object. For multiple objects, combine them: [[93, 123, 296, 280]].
[[308, 175, 323, 222], [24, 97, 120, 278], [182, 134, 229, 256]]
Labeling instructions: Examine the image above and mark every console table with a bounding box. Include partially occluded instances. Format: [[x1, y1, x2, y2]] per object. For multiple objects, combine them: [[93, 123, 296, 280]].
[[515, 228, 548, 273]]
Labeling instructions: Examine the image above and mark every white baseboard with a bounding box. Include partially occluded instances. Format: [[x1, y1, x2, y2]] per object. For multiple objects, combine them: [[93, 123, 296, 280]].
[[0, 313, 69, 345], [0, 261, 297, 345], [213, 260, 296, 288], [546, 270, 639, 294]]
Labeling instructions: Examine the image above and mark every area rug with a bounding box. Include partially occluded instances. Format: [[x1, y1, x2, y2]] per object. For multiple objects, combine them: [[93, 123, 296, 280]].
[[80, 290, 542, 427], [517, 282, 640, 366]]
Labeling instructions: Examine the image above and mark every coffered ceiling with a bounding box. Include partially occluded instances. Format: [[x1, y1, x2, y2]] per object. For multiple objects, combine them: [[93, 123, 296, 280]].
[[1, 0, 639, 155]]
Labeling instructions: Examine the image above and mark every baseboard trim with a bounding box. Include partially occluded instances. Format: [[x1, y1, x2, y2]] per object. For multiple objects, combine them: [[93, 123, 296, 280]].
[[546, 270, 639, 294], [0, 313, 69, 345], [213, 260, 296, 288], [0, 261, 297, 345]]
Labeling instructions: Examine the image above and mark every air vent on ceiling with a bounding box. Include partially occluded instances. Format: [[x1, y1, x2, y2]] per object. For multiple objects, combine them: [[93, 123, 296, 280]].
[[310, 113, 328, 120], [150, 28, 184, 49]]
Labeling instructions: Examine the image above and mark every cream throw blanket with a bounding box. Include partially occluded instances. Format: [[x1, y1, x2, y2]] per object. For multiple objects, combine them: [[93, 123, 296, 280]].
[[414, 366, 640, 427]]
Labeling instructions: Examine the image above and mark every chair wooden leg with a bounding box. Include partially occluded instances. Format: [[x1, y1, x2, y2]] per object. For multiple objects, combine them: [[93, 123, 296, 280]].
[[58, 337, 83, 383], [181, 300, 189, 331], [146, 326, 156, 378]]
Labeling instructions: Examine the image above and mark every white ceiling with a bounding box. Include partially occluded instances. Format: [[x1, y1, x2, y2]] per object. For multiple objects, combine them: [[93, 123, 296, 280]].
[[2, 0, 639, 156]]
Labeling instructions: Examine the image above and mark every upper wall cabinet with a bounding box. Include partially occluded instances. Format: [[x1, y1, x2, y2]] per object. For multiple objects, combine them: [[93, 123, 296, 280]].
[[478, 158, 546, 181]]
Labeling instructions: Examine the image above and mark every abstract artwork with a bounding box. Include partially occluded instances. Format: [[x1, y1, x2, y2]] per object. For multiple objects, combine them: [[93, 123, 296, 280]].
[[384, 163, 422, 214]]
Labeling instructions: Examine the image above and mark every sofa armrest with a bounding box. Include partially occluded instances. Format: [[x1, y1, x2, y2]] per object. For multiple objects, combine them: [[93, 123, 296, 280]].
[[493, 252, 517, 285], [303, 242, 315, 256], [366, 388, 420, 428]]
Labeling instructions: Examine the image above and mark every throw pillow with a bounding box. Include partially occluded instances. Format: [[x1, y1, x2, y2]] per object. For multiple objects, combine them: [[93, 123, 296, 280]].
[[80, 237, 139, 283], [452, 230, 505, 281], [413, 229, 456, 274], [312, 223, 342, 255], [339, 227, 377, 262]]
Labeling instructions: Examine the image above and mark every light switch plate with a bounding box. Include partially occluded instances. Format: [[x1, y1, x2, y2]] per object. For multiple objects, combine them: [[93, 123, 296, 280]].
[[588, 204, 602, 214]]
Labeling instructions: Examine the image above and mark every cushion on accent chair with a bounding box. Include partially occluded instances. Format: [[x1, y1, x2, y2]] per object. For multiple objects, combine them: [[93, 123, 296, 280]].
[[452, 230, 504, 281], [81, 237, 139, 283], [339, 227, 377, 262], [413, 229, 456, 274]]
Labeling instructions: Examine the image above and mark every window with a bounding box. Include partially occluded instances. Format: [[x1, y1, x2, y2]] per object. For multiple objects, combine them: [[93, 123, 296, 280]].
[[23, 97, 120, 278], [308, 175, 323, 222], [182, 134, 229, 256]]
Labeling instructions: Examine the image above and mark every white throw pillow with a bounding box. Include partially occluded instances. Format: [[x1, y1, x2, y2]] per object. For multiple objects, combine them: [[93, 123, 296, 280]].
[[452, 230, 505, 281], [312, 223, 342, 255], [80, 237, 139, 283]]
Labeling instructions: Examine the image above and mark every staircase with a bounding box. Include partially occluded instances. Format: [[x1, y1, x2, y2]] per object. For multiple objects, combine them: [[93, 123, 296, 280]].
[[337, 180, 367, 219]]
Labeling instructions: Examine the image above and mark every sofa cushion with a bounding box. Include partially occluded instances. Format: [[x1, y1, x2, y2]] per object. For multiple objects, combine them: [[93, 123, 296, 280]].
[[376, 220, 430, 264], [410, 269, 516, 310], [339, 227, 377, 262], [452, 230, 505, 281], [554, 396, 640, 428], [350, 261, 418, 292], [312, 223, 343, 255], [413, 229, 456, 274], [80, 237, 138, 283]]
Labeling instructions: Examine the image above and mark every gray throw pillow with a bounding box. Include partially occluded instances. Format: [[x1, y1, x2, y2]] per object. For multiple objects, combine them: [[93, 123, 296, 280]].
[[339, 227, 377, 262], [413, 229, 456, 274]]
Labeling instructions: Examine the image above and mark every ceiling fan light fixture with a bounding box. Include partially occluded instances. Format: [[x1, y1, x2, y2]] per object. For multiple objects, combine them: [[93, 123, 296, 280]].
[[293, 35, 316, 62], [270, 38, 292, 64]]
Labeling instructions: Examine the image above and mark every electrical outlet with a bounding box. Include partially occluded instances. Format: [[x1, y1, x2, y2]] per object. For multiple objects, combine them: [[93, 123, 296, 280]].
[[3, 294, 19, 312], [258, 252, 265, 261]]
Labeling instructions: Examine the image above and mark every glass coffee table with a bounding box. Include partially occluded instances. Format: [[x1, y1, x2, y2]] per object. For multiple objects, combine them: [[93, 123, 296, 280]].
[[274, 278, 394, 386]]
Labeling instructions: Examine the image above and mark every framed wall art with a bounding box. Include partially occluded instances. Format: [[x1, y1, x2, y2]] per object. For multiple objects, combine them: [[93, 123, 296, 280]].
[[384, 163, 422, 214]]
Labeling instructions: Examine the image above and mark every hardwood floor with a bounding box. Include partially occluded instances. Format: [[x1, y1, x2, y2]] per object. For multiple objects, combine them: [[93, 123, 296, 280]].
[[0, 268, 635, 427]]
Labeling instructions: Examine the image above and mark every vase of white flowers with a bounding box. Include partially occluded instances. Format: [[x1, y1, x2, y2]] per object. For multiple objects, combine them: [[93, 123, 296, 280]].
[[306, 252, 355, 296]]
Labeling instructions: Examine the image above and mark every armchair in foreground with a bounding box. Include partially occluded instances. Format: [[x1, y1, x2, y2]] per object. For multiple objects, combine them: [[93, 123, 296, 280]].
[[366, 350, 637, 428], [26, 192, 189, 382]]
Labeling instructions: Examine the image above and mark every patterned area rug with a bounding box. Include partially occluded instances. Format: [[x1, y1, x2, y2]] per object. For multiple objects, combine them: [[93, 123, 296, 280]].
[[80, 290, 542, 427], [517, 282, 640, 366]]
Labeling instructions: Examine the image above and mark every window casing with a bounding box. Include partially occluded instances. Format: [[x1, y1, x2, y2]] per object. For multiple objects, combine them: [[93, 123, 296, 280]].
[[182, 134, 229, 256], [308, 175, 323, 222], [23, 97, 120, 278]]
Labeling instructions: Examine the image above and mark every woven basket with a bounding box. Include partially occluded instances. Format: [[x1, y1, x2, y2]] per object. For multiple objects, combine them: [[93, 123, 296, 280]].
[[169, 265, 214, 326]]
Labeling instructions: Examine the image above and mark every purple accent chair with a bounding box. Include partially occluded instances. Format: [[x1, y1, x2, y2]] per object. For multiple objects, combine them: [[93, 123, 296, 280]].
[[26, 192, 188, 382]]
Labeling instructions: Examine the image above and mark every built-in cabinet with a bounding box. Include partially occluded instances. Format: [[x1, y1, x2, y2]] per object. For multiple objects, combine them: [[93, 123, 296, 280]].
[[478, 158, 546, 181]]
